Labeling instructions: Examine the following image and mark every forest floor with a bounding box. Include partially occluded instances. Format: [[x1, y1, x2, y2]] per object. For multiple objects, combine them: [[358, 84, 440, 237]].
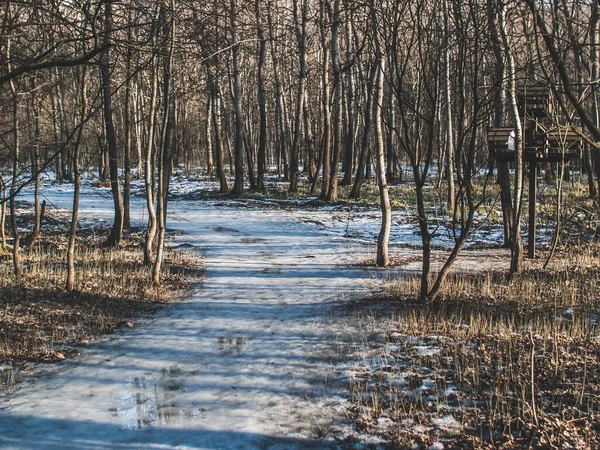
[[0, 205, 204, 389], [0, 172, 599, 449], [334, 243, 600, 449]]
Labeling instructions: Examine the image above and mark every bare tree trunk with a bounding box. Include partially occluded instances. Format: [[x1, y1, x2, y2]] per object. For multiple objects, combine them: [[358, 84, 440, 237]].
[[499, 3, 524, 275], [153, 0, 176, 286], [143, 10, 160, 265], [102, 1, 124, 247], [488, 0, 513, 247], [7, 31, 22, 277], [133, 82, 144, 179], [50, 77, 64, 183], [318, 0, 331, 199], [256, 0, 267, 190], [373, 56, 390, 267], [25, 76, 42, 249], [443, 4, 455, 216], [341, 10, 355, 186], [349, 63, 377, 199], [243, 127, 257, 189], [289, 0, 308, 193], [206, 87, 214, 177], [0, 174, 6, 248], [123, 8, 134, 231], [303, 93, 316, 181], [211, 66, 229, 193], [230, 0, 245, 195], [590, 0, 600, 200], [267, 6, 289, 181], [386, 94, 398, 182], [66, 66, 88, 291], [327, 0, 342, 202]]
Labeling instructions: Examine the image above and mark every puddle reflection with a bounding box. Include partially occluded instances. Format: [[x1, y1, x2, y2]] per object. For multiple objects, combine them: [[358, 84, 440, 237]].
[[217, 336, 247, 354], [111, 366, 204, 429]]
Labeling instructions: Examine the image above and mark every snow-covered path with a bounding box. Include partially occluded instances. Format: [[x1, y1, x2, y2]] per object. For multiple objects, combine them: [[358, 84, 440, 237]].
[[0, 200, 372, 450]]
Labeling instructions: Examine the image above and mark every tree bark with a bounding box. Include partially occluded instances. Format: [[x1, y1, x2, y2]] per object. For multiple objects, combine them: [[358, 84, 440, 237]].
[[318, 0, 331, 199], [7, 32, 22, 277], [341, 10, 355, 186], [153, 0, 176, 286], [211, 65, 229, 193], [443, 4, 455, 216], [256, 0, 267, 190], [206, 86, 214, 177], [143, 8, 160, 265], [123, 8, 134, 231], [66, 66, 88, 291], [589, 0, 600, 200], [230, 0, 245, 195], [373, 56, 390, 267], [289, 0, 308, 193], [102, 1, 124, 247], [499, 3, 524, 275], [327, 0, 343, 202], [26, 76, 42, 249], [349, 63, 377, 199]]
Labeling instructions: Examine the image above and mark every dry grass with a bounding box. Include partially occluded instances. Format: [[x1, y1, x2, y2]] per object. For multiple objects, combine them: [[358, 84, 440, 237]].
[[340, 243, 600, 449], [0, 213, 203, 390]]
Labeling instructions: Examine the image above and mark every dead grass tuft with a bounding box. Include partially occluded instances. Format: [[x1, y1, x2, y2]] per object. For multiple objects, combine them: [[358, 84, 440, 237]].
[[340, 243, 600, 449], [0, 211, 203, 390]]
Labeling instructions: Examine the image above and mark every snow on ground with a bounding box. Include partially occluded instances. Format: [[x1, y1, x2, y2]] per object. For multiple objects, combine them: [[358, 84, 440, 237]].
[[2, 180, 377, 449], [0, 174, 514, 449]]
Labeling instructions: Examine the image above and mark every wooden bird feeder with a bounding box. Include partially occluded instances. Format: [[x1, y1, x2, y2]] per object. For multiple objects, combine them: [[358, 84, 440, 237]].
[[488, 84, 585, 259]]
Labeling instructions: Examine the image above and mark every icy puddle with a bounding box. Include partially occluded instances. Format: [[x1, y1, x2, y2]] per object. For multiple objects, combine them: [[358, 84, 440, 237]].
[[0, 202, 372, 450]]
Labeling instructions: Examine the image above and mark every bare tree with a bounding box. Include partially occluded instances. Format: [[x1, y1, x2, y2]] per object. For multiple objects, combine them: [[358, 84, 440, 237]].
[[66, 65, 88, 291], [230, 0, 245, 195], [101, 1, 124, 247], [289, 0, 308, 193], [371, 0, 391, 266], [256, 0, 267, 190]]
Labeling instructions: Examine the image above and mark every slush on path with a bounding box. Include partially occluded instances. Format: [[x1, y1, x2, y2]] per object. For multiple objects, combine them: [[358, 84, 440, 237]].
[[0, 198, 371, 450]]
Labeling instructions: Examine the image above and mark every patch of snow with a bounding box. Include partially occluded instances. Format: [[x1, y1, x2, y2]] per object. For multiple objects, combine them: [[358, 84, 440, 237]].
[[431, 415, 461, 432], [420, 379, 436, 392], [376, 417, 395, 429], [2, 187, 376, 449], [414, 346, 441, 357]]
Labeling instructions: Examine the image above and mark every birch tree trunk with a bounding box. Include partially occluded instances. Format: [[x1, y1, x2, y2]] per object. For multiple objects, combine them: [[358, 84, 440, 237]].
[[373, 56, 390, 267], [499, 3, 524, 275], [443, 4, 455, 216], [318, 0, 331, 199]]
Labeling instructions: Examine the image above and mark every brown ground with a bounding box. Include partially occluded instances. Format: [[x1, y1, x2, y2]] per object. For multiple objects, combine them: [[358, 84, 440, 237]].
[[339, 243, 600, 449], [0, 208, 203, 389]]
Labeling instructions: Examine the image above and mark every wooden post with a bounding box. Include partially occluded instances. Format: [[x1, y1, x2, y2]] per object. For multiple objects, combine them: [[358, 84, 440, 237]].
[[528, 159, 537, 258]]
